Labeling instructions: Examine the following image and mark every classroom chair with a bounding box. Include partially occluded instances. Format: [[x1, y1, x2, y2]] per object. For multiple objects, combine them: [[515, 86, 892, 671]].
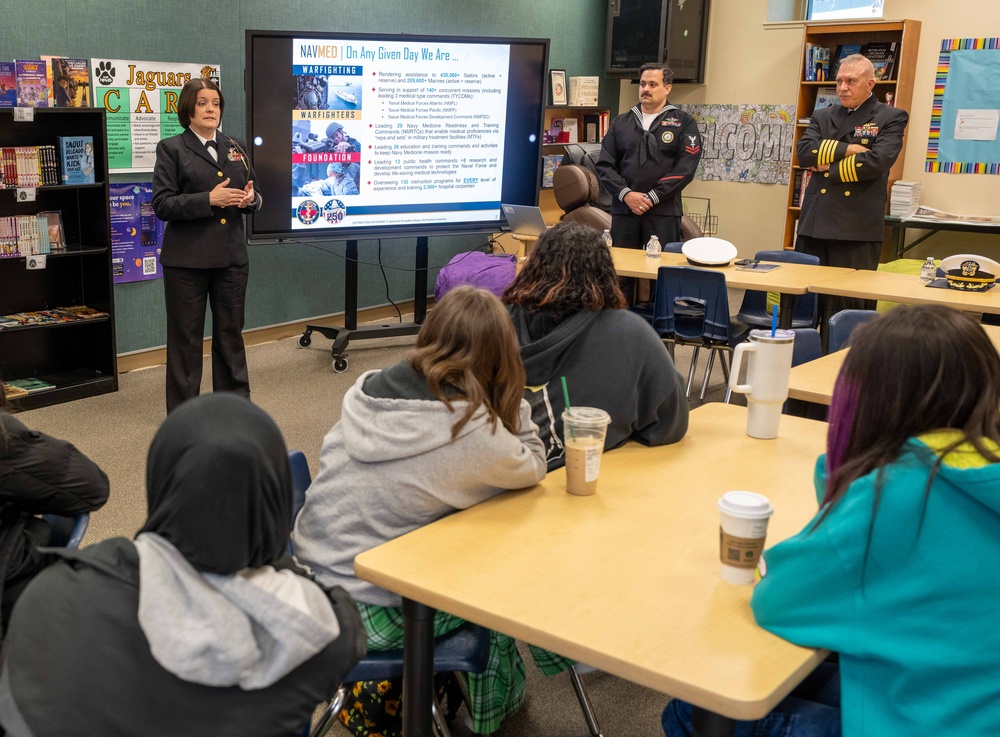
[[652, 266, 750, 402], [736, 250, 820, 329], [40, 513, 89, 549], [827, 309, 879, 353]]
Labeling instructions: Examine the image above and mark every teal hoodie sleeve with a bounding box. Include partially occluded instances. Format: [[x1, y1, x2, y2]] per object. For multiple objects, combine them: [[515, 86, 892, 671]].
[[750, 454, 861, 654]]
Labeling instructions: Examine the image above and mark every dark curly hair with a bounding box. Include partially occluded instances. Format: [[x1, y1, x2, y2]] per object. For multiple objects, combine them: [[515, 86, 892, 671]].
[[501, 222, 626, 315]]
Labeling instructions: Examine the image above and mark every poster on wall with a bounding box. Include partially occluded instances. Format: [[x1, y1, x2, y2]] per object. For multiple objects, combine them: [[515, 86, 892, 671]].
[[90, 59, 220, 173], [109, 183, 163, 283], [681, 104, 796, 185], [926, 38, 1000, 175]]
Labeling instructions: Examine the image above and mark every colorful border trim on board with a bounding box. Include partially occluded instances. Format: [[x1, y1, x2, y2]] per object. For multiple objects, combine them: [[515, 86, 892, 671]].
[[926, 37, 1000, 174]]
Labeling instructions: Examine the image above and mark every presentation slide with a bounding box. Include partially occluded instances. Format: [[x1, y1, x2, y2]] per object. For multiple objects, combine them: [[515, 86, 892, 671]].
[[246, 32, 548, 242]]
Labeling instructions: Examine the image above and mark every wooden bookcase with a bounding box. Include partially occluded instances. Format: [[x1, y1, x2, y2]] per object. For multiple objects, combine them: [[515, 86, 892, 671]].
[[782, 19, 921, 250], [541, 105, 609, 189], [0, 107, 117, 410]]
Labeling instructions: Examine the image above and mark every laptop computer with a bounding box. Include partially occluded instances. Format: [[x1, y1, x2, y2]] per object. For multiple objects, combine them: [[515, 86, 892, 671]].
[[500, 204, 547, 237]]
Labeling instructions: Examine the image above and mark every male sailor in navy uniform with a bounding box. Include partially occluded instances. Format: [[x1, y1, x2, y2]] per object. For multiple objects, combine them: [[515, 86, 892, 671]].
[[153, 78, 262, 413], [596, 62, 702, 249], [796, 54, 908, 309]]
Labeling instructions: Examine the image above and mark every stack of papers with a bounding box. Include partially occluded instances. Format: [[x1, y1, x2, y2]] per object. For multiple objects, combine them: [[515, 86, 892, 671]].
[[890, 181, 922, 217]]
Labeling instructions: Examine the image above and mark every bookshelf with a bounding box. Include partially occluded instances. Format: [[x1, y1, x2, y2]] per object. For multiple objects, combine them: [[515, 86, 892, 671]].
[[0, 108, 117, 410], [783, 19, 921, 250], [541, 105, 609, 188]]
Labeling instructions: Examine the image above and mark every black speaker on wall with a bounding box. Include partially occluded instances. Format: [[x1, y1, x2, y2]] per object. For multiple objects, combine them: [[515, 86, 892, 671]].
[[605, 0, 711, 83]]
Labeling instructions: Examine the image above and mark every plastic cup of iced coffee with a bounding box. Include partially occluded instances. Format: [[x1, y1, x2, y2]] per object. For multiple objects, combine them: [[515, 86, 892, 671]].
[[717, 491, 774, 584], [561, 408, 611, 496]]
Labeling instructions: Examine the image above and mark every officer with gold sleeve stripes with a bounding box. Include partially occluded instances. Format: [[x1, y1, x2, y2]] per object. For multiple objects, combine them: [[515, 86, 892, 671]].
[[795, 53, 908, 308]]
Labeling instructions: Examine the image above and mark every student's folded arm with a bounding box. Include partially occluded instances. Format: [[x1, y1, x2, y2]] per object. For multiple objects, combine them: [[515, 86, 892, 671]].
[[750, 521, 859, 654]]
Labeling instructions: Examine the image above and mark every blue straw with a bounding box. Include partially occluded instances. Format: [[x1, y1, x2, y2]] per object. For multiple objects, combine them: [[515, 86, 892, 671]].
[[771, 305, 778, 337]]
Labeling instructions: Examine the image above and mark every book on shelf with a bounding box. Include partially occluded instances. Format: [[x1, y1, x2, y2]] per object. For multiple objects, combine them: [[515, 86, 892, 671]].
[[541, 155, 562, 188], [832, 44, 862, 77], [37, 210, 65, 249], [791, 169, 803, 207], [813, 87, 839, 113], [0, 62, 15, 108], [568, 76, 599, 107], [0, 145, 58, 187], [3, 377, 56, 394], [562, 118, 579, 144], [14, 60, 49, 107], [55, 305, 108, 320], [600, 111, 609, 139], [583, 113, 601, 143], [812, 46, 831, 82], [863, 42, 897, 81], [49, 57, 91, 108], [58, 135, 95, 184], [1, 382, 29, 399], [799, 169, 813, 205]]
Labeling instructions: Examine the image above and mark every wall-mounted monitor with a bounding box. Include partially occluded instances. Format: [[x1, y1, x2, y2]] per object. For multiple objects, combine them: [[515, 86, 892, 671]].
[[245, 30, 549, 242]]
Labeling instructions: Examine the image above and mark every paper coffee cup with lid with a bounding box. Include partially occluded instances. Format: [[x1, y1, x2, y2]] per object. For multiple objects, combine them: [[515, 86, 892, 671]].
[[718, 491, 774, 584]]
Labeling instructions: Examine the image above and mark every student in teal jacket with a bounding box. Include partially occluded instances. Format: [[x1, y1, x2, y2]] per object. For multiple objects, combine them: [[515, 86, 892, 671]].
[[664, 304, 1000, 737]]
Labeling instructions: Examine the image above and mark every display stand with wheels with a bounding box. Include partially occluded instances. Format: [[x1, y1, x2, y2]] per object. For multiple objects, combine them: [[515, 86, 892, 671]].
[[298, 237, 429, 372]]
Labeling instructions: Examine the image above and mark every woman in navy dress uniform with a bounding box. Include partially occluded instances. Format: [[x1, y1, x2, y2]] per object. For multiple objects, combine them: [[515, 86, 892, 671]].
[[152, 78, 262, 413]]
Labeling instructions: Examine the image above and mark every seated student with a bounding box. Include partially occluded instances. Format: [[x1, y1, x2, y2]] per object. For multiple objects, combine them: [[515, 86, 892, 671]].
[[292, 286, 548, 736], [663, 305, 1000, 737], [0, 394, 365, 737], [0, 382, 109, 635], [502, 221, 688, 470]]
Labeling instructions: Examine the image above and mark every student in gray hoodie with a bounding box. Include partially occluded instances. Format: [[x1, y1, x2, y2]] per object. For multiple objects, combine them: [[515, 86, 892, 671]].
[[293, 286, 548, 736], [0, 394, 365, 737], [503, 221, 689, 471]]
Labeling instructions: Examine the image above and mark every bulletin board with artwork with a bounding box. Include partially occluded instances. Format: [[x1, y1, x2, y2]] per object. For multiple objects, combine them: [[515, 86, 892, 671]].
[[925, 38, 1000, 175]]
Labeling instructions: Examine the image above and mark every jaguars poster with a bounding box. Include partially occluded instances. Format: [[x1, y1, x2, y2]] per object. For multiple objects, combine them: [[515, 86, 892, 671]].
[[90, 59, 220, 173]]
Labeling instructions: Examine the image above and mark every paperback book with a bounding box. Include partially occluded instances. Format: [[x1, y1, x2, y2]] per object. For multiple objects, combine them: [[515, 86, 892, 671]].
[[58, 135, 96, 184], [863, 42, 897, 81], [832, 44, 862, 77], [14, 60, 49, 107], [49, 57, 91, 107], [4, 377, 56, 394], [0, 62, 15, 108]]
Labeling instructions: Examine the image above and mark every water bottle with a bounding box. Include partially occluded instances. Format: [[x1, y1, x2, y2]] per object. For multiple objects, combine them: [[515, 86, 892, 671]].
[[602, 229, 613, 250], [919, 257, 936, 283], [645, 234, 662, 260]]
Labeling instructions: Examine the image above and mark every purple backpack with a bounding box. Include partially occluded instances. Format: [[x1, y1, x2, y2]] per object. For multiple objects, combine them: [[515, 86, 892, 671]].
[[434, 251, 517, 301]]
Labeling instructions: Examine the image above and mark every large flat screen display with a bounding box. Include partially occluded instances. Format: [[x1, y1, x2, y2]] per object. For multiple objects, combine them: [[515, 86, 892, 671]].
[[245, 30, 549, 242]]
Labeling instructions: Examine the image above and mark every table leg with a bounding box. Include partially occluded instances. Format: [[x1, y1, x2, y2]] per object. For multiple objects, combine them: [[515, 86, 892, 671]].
[[402, 598, 436, 737], [691, 706, 736, 737], [778, 294, 796, 330]]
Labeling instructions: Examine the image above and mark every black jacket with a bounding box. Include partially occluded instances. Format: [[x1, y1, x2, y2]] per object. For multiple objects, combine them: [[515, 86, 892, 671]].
[[797, 94, 908, 242], [0, 411, 108, 629], [152, 129, 261, 269], [596, 104, 702, 217]]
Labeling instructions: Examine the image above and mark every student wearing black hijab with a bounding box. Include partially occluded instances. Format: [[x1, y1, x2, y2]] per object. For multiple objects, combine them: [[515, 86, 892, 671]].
[[0, 394, 365, 737]]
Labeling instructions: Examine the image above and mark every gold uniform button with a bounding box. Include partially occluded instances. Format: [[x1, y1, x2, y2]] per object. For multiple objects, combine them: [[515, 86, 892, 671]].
[[844, 191, 850, 197], [820, 188, 827, 194], [824, 172, 829, 178], [811, 149, 818, 154], [217, 171, 224, 177], [220, 218, 227, 224]]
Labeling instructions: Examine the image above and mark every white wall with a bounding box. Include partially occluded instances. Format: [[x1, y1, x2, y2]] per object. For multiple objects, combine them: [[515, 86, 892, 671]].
[[616, 0, 1000, 258]]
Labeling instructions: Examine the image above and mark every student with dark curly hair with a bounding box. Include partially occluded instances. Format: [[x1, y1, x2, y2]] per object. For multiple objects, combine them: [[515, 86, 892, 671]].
[[503, 221, 688, 470]]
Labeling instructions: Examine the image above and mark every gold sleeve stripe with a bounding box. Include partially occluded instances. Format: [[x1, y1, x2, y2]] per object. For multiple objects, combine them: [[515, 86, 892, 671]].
[[838, 154, 858, 182], [818, 139, 838, 166]]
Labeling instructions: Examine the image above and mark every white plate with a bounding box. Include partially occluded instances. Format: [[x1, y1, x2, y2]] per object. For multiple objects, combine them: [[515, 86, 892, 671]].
[[682, 237, 738, 267], [938, 254, 1000, 279]]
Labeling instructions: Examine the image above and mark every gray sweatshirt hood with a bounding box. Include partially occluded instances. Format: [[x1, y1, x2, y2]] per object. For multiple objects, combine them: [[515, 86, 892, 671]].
[[340, 370, 484, 463], [134, 533, 341, 689]]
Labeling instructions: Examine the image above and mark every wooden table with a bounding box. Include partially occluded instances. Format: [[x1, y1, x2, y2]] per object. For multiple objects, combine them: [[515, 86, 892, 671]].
[[788, 323, 1000, 405], [886, 214, 1000, 260], [354, 403, 830, 737], [611, 248, 855, 329], [808, 269, 1000, 315]]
